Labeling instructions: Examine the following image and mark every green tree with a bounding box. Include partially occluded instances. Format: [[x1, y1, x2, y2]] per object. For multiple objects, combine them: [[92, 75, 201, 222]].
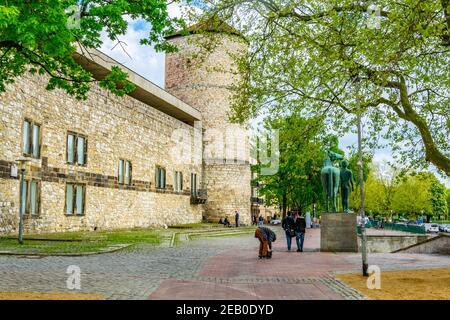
[[428, 175, 448, 220], [348, 151, 372, 211], [363, 171, 386, 216], [391, 174, 432, 217], [354, 161, 398, 218], [0, 0, 184, 98], [203, 0, 450, 176], [254, 114, 330, 217], [447, 189, 450, 219]]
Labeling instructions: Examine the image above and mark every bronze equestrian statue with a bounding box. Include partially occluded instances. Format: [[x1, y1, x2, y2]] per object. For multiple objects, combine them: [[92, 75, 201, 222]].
[[321, 150, 343, 212]]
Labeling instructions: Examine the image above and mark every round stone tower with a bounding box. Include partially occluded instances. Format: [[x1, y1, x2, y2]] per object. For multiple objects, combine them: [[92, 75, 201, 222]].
[[165, 20, 251, 225]]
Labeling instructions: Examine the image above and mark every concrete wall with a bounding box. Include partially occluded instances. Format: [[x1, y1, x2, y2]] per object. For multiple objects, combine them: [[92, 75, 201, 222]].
[[359, 235, 431, 253], [397, 234, 450, 255], [0, 74, 203, 234]]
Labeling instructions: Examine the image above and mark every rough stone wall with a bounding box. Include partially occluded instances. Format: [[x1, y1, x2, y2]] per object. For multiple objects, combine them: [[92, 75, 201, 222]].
[[0, 74, 203, 234], [166, 33, 251, 224], [202, 163, 251, 225], [0, 180, 17, 234]]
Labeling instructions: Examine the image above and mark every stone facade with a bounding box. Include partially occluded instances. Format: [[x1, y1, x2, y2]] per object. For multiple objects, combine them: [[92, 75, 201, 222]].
[[0, 29, 252, 234], [0, 73, 203, 234], [166, 33, 251, 225]]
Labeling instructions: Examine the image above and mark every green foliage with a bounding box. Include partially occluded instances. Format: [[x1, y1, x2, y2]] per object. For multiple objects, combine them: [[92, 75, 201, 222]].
[[0, 0, 185, 99], [206, 0, 450, 176], [447, 189, 450, 217], [428, 176, 448, 218], [360, 165, 448, 218], [254, 114, 336, 214], [391, 173, 433, 216]]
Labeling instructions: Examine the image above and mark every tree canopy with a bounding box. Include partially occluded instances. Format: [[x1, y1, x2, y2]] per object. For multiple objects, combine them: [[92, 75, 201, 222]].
[[357, 164, 448, 219], [0, 0, 184, 99], [202, 0, 450, 176], [253, 113, 344, 216]]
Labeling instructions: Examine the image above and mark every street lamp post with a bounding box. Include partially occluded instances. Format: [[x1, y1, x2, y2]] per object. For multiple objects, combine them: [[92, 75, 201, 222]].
[[16, 156, 30, 244], [357, 113, 369, 277], [355, 79, 369, 277]]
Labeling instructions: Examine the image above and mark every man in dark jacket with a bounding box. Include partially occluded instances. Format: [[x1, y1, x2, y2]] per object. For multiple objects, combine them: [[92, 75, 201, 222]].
[[294, 212, 306, 252], [281, 211, 295, 251], [235, 210, 239, 227]]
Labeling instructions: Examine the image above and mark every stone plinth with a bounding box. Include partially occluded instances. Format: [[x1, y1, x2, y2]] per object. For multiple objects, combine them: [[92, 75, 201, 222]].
[[320, 213, 358, 252]]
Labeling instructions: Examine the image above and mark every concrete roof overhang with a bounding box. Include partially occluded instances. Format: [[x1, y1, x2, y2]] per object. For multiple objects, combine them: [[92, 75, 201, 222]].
[[73, 48, 201, 126]]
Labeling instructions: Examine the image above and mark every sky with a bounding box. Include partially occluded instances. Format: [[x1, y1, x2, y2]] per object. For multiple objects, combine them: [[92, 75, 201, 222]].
[[97, 8, 449, 187]]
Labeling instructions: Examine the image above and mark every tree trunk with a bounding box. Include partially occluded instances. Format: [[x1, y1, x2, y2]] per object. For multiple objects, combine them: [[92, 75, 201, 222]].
[[282, 193, 287, 218]]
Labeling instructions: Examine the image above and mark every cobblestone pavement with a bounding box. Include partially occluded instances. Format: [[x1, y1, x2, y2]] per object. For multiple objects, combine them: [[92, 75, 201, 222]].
[[1, 227, 449, 300]]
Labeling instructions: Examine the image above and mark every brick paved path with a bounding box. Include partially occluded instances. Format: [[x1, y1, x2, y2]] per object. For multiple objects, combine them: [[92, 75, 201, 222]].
[[1, 227, 449, 300]]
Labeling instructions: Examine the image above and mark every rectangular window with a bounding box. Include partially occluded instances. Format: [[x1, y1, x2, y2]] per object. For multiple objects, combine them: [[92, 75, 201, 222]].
[[174, 171, 183, 192], [155, 166, 166, 189], [20, 180, 28, 214], [118, 160, 132, 185], [75, 185, 84, 215], [125, 161, 132, 185], [22, 119, 41, 158], [77, 136, 85, 165], [66, 183, 85, 215], [19, 179, 40, 216], [118, 160, 124, 184], [30, 180, 39, 215], [191, 173, 197, 196], [67, 134, 75, 164], [67, 132, 87, 165]]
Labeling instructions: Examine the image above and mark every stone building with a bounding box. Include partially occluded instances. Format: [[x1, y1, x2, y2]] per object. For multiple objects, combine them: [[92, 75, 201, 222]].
[[0, 25, 251, 234]]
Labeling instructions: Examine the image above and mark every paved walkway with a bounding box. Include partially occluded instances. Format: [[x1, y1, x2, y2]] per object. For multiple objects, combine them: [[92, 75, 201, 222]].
[[0, 227, 449, 300]]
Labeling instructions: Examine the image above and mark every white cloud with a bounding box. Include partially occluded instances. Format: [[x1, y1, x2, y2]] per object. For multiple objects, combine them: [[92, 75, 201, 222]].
[[99, 19, 165, 86]]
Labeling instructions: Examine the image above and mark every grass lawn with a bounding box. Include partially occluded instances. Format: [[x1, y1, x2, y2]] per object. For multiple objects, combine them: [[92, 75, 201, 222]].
[[169, 222, 224, 229], [0, 228, 161, 254], [337, 268, 450, 300]]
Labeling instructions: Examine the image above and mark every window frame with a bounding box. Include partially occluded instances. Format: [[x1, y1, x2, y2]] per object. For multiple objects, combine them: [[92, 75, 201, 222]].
[[190, 173, 197, 196], [155, 166, 166, 189], [21, 118, 42, 159], [19, 178, 41, 216], [65, 183, 86, 216], [118, 159, 132, 186], [66, 131, 88, 166], [174, 171, 183, 192]]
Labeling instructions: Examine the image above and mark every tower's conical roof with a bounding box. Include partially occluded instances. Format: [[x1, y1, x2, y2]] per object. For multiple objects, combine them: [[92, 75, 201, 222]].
[[165, 15, 244, 40]]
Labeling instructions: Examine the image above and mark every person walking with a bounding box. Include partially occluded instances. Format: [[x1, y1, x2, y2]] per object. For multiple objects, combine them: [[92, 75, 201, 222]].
[[294, 212, 306, 252], [235, 210, 239, 227], [257, 215, 264, 227], [281, 211, 295, 251], [254, 226, 276, 259], [252, 214, 257, 226]]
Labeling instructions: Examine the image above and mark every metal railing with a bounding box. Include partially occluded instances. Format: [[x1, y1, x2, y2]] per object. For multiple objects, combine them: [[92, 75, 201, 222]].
[[383, 223, 426, 234], [250, 197, 264, 205], [190, 189, 207, 204]]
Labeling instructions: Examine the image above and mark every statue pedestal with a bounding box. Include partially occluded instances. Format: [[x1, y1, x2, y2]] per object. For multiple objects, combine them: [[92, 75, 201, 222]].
[[320, 213, 358, 252]]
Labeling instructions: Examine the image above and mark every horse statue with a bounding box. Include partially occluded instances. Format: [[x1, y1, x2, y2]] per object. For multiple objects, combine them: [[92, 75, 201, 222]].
[[321, 150, 343, 212]]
